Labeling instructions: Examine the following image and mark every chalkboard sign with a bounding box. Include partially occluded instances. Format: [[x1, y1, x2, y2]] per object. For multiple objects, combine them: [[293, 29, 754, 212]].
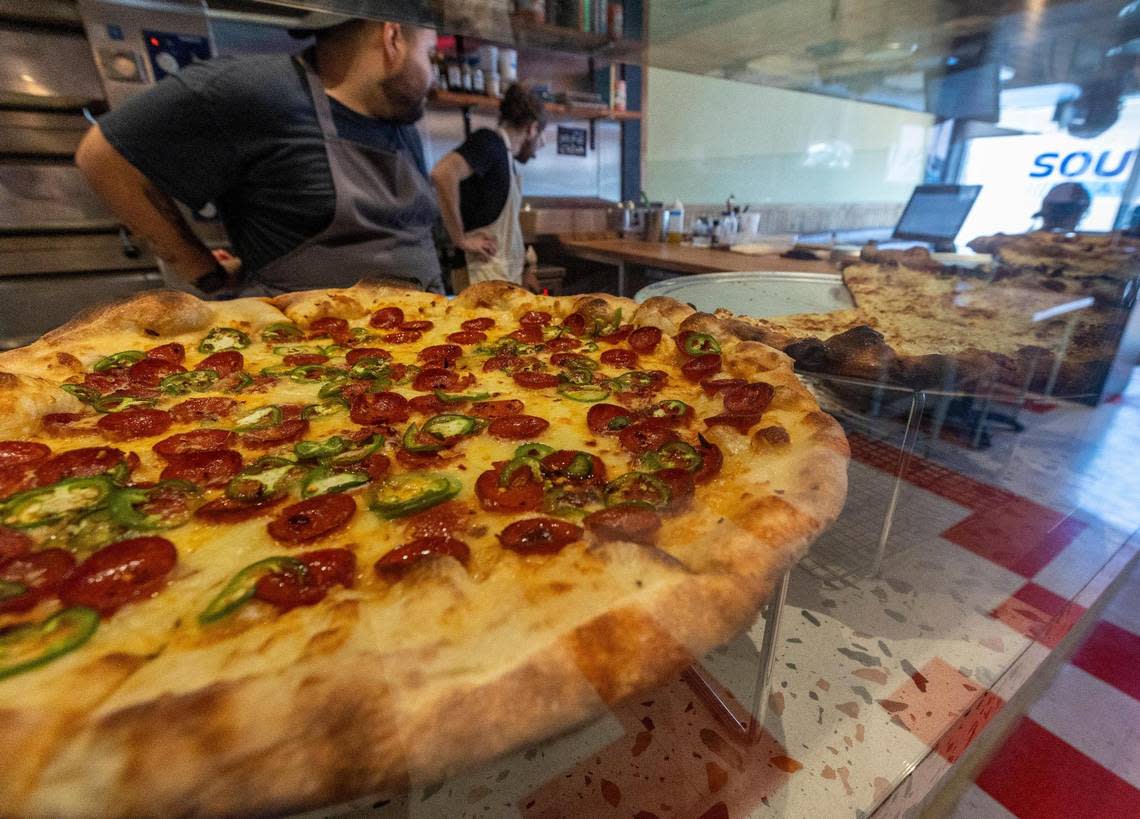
[[557, 126, 588, 156]]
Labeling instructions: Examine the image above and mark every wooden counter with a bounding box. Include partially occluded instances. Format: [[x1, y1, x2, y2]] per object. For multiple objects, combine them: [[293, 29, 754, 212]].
[[558, 238, 835, 295]]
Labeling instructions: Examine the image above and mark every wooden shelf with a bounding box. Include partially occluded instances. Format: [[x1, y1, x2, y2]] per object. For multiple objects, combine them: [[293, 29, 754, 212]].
[[429, 90, 641, 122], [509, 14, 645, 60]]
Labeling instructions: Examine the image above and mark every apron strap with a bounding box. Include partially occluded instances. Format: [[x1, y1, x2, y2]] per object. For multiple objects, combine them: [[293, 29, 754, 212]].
[[294, 54, 338, 140]]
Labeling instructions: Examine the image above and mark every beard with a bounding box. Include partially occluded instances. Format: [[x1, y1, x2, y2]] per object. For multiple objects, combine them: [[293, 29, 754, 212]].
[[515, 137, 539, 164], [381, 67, 428, 124]]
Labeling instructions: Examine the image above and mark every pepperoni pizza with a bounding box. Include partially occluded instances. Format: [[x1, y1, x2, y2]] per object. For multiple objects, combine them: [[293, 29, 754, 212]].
[[0, 281, 847, 815]]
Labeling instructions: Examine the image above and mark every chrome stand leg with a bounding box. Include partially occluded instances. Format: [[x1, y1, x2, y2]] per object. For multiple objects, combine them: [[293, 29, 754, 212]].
[[682, 569, 791, 742], [870, 390, 925, 577]]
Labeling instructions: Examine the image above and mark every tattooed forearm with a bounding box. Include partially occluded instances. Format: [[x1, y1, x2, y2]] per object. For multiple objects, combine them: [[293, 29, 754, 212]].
[[140, 183, 210, 264]]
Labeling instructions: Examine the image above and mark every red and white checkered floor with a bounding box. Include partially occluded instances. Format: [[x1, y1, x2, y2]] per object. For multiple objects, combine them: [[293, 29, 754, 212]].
[[323, 372, 1140, 819]]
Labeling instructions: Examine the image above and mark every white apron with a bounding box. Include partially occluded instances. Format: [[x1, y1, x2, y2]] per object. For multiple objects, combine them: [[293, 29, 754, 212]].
[[465, 128, 525, 286]]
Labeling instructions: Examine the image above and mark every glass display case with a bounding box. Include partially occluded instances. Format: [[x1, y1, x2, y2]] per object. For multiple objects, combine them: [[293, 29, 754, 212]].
[[2, 1, 1138, 817]]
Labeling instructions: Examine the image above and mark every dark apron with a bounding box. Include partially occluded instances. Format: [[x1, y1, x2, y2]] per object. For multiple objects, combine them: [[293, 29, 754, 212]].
[[240, 59, 444, 297]]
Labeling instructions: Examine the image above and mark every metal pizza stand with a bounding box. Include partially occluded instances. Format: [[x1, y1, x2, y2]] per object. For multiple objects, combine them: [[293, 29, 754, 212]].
[[633, 270, 1104, 742]]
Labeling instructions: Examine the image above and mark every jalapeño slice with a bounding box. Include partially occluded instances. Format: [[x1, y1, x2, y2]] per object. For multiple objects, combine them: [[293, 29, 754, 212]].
[[368, 473, 461, 519], [514, 442, 554, 460], [499, 455, 543, 488], [61, 383, 99, 404], [326, 434, 384, 466], [233, 405, 283, 431], [108, 481, 200, 531], [557, 384, 611, 403], [0, 579, 27, 602], [93, 394, 157, 414], [640, 441, 703, 473], [0, 477, 115, 529], [683, 332, 721, 356], [225, 457, 297, 501], [434, 389, 491, 404], [199, 557, 307, 625], [261, 322, 303, 343], [301, 400, 347, 420], [299, 466, 370, 498], [604, 471, 671, 510], [93, 350, 145, 372], [294, 436, 350, 461], [159, 369, 218, 395], [0, 607, 100, 680], [198, 327, 251, 354], [609, 371, 657, 393]]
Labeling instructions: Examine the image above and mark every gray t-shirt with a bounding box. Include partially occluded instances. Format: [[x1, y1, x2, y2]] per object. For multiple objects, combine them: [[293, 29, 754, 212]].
[[98, 53, 430, 277]]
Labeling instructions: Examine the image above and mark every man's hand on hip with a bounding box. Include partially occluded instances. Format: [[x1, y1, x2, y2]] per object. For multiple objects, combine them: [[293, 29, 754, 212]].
[[460, 233, 498, 261]]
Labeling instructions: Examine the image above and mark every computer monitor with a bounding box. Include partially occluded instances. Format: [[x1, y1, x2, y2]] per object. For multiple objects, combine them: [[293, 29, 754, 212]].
[[893, 184, 982, 251]]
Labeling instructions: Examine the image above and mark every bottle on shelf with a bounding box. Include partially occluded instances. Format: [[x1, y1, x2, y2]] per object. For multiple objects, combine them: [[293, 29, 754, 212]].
[[471, 58, 485, 94], [488, 71, 502, 98], [667, 199, 685, 245], [446, 59, 463, 92], [461, 59, 473, 92]]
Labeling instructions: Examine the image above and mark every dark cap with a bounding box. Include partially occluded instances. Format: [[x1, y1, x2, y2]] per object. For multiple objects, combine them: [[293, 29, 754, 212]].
[[1034, 182, 1092, 217]]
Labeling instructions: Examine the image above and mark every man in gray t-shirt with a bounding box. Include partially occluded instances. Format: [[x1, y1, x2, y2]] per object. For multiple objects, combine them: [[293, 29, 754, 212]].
[[76, 17, 442, 296]]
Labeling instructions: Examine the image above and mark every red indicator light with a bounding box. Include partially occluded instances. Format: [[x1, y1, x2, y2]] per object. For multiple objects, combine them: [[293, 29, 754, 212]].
[[149, 37, 159, 46]]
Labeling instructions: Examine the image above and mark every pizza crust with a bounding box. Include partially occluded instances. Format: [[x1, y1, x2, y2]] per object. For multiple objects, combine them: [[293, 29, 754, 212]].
[[1, 280, 848, 816]]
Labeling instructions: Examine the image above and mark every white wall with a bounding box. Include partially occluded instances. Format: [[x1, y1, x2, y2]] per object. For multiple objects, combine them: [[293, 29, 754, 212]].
[[644, 68, 933, 206]]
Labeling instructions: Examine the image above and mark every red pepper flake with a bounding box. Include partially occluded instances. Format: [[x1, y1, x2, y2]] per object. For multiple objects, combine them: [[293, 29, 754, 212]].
[[770, 755, 803, 773]]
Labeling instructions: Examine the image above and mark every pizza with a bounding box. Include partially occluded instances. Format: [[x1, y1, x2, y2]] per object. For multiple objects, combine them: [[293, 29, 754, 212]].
[[0, 281, 847, 816], [721, 242, 1132, 396]]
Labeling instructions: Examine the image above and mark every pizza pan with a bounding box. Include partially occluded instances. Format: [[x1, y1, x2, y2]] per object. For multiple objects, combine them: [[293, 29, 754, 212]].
[[634, 271, 852, 318]]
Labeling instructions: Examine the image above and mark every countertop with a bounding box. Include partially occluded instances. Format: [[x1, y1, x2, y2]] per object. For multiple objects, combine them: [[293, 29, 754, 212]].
[[559, 237, 836, 275]]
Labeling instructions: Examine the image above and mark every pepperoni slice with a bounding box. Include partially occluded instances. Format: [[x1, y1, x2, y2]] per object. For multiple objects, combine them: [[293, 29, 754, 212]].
[[681, 354, 723, 382], [408, 394, 449, 415], [153, 429, 237, 458], [0, 548, 76, 613], [170, 397, 239, 423], [374, 537, 470, 579], [80, 369, 131, 395], [462, 317, 496, 331], [488, 415, 550, 439], [656, 467, 696, 507], [498, 518, 583, 555], [561, 313, 587, 335], [627, 326, 663, 353], [282, 353, 327, 367], [600, 349, 638, 369], [160, 449, 243, 488], [345, 347, 391, 365], [350, 391, 409, 425], [195, 495, 284, 524], [195, 351, 244, 377], [544, 337, 581, 352], [483, 355, 518, 373], [700, 378, 747, 396], [519, 311, 552, 326], [33, 446, 131, 485], [550, 353, 593, 369], [147, 342, 186, 364], [400, 320, 434, 333], [395, 448, 443, 468], [509, 326, 543, 344], [723, 383, 775, 414], [369, 306, 405, 329], [540, 450, 607, 486], [618, 421, 679, 454], [470, 399, 524, 419], [447, 330, 486, 345], [128, 357, 185, 387], [42, 413, 88, 436], [58, 537, 177, 615], [403, 501, 472, 540], [475, 466, 542, 512], [309, 317, 349, 339], [704, 412, 763, 434], [96, 409, 172, 441], [584, 506, 662, 545], [383, 330, 421, 345], [0, 441, 51, 469], [584, 403, 632, 436], [599, 325, 633, 344], [693, 439, 723, 484], [361, 452, 391, 481], [255, 548, 356, 610], [240, 419, 309, 449], [0, 526, 34, 561], [417, 344, 462, 365], [267, 494, 356, 543], [412, 367, 459, 392], [512, 371, 559, 390], [0, 466, 30, 500]]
